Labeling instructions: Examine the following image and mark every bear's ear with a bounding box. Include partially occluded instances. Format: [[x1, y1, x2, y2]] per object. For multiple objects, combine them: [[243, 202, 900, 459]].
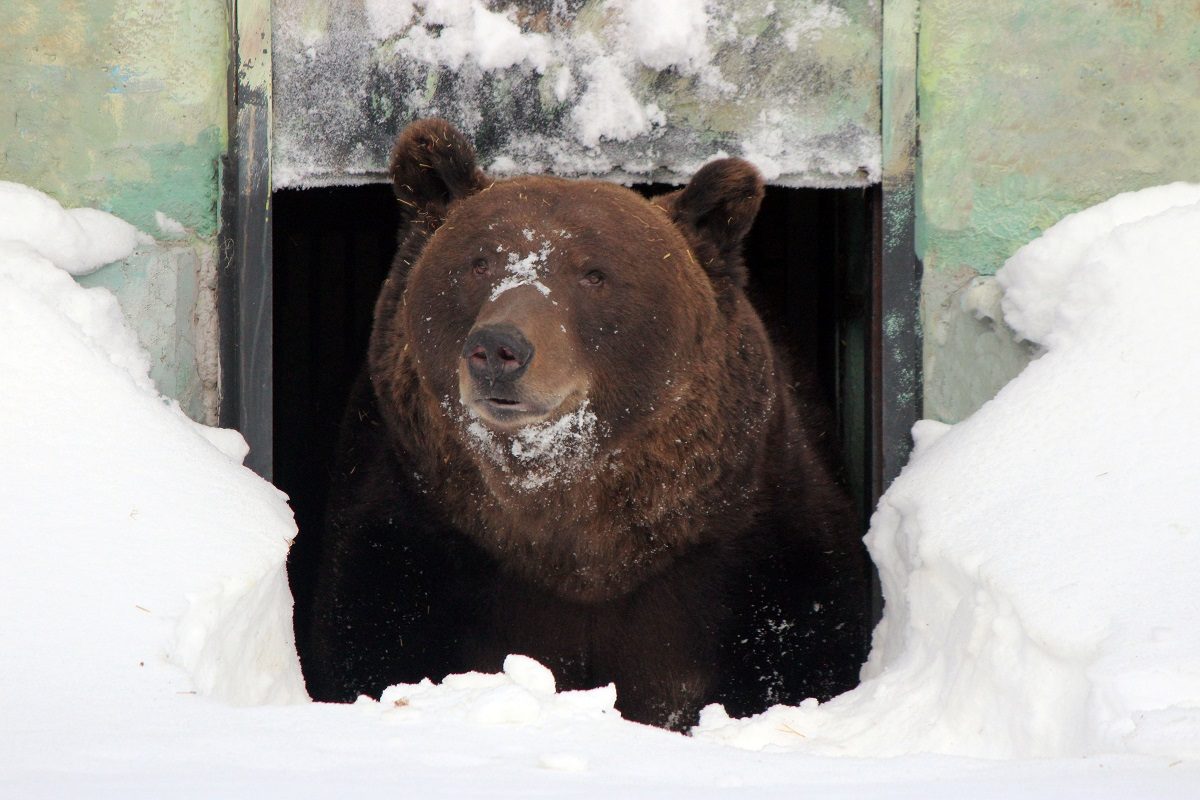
[[654, 158, 764, 284], [389, 118, 488, 219]]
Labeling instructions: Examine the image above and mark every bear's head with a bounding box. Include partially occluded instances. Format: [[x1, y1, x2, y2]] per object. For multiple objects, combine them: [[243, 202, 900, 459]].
[[369, 119, 771, 598]]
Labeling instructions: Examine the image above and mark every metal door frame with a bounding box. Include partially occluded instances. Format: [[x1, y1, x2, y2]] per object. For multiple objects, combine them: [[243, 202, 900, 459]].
[[222, 0, 922, 500]]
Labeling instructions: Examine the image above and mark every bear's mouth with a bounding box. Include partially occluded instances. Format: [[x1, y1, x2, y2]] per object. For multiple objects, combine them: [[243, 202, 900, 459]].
[[472, 396, 555, 428], [458, 361, 590, 433]]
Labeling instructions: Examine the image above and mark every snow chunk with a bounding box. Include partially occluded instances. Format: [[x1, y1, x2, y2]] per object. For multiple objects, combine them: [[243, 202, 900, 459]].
[[510, 401, 601, 491], [154, 211, 188, 239], [616, 0, 712, 73], [504, 653, 557, 695], [363, 0, 415, 40], [378, 656, 617, 726], [0, 182, 148, 275], [570, 47, 658, 147], [909, 418, 951, 454], [490, 239, 554, 300], [696, 184, 1200, 760], [998, 182, 1200, 346], [191, 424, 253, 464], [389, 1, 552, 73]]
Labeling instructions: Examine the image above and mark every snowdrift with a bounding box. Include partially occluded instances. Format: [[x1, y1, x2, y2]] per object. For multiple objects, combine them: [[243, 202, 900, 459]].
[[2, 182, 1199, 795], [0, 185, 306, 709], [697, 183, 1200, 758], [0, 181, 148, 276]]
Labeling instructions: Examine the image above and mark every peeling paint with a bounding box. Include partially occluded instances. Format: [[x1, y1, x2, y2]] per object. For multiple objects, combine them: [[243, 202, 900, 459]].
[[273, 0, 882, 188], [918, 0, 1200, 421], [0, 1, 228, 235], [78, 240, 222, 424], [1, 0, 230, 422], [918, 1, 1200, 276]]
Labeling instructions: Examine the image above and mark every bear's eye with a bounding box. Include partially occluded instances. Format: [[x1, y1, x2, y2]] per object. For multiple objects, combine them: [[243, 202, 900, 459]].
[[471, 258, 490, 277], [581, 269, 605, 287]]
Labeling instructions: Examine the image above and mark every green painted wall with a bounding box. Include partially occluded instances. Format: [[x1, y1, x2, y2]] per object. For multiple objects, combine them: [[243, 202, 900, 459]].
[[917, 0, 1200, 422], [8, 0, 1198, 432], [1, 0, 229, 421]]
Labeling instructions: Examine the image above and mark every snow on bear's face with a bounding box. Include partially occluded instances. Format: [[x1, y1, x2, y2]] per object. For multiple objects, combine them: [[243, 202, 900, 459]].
[[401, 176, 718, 456], [377, 119, 765, 494]]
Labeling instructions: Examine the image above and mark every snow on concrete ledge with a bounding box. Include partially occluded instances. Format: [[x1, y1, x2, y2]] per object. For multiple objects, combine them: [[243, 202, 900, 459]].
[[272, 0, 881, 189]]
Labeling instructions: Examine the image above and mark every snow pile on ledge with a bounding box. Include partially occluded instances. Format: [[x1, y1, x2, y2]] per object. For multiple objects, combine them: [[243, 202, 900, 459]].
[[0, 181, 150, 276], [0, 183, 306, 709], [697, 184, 1200, 759]]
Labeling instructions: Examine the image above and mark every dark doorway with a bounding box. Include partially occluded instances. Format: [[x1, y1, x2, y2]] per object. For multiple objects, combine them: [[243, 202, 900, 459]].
[[274, 182, 878, 661]]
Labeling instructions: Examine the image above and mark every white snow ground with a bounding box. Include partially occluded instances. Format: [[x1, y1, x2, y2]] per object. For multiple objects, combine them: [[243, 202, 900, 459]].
[[2, 183, 1199, 796]]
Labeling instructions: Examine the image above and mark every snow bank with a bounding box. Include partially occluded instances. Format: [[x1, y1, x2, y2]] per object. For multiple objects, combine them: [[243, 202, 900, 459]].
[[697, 185, 1200, 759], [0, 186, 306, 709]]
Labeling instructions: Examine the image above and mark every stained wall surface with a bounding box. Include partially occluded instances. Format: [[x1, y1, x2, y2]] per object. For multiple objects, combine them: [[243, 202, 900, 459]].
[[273, 0, 881, 188], [1, 0, 228, 421], [7, 1, 1198, 431], [916, 0, 1200, 422]]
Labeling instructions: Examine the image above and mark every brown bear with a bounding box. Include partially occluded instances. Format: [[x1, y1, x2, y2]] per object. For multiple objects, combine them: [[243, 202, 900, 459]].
[[304, 118, 870, 729]]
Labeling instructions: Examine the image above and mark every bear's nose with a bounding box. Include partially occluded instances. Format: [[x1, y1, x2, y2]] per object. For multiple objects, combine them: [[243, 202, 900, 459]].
[[462, 324, 534, 383]]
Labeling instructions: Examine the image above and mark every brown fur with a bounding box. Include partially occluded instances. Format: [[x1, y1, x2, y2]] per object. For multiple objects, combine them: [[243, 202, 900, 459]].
[[369, 171, 779, 601], [306, 119, 869, 728]]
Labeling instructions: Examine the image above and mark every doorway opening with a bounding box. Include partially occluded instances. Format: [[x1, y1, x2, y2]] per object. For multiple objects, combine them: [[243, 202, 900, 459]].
[[273, 181, 879, 660]]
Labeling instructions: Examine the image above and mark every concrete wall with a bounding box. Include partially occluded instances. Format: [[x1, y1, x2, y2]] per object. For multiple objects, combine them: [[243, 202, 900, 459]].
[[1, 0, 228, 422], [916, 0, 1200, 422], [8, 0, 1198, 431], [273, 0, 881, 189]]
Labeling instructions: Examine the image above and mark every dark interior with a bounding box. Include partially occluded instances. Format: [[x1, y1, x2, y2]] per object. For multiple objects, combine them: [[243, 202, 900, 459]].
[[274, 182, 876, 659]]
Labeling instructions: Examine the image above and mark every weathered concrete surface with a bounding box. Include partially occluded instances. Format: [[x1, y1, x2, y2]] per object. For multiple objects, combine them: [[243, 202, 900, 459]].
[[922, 271, 1036, 424], [1, 0, 229, 421], [917, 0, 1200, 421], [77, 240, 221, 423], [273, 0, 881, 188]]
